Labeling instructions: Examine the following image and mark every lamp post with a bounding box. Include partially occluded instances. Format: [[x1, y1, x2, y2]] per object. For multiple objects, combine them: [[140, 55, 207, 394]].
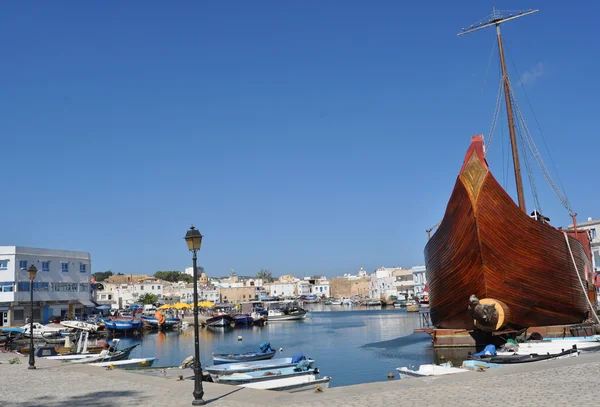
[[184, 225, 206, 406], [27, 264, 37, 369]]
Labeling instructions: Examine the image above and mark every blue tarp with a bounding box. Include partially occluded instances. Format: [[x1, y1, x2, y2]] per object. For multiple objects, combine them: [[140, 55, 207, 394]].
[[259, 342, 273, 353], [473, 344, 496, 357], [291, 353, 306, 363]]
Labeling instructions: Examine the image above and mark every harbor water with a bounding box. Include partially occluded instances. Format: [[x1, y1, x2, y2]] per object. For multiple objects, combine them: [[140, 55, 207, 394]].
[[115, 306, 473, 387]]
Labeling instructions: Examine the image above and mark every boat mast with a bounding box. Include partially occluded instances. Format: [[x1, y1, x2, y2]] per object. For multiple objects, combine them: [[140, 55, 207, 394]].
[[458, 7, 539, 214]]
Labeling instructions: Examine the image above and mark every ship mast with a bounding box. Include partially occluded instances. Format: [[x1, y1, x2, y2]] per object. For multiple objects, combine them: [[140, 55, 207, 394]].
[[458, 7, 539, 214]]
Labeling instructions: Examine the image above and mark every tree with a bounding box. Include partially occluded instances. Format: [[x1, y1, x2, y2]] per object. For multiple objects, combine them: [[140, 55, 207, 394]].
[[256, 269, 274, 283], [93, 271, 113, 282], [139, 293, 158, 305], [154, 271, 193, 283]]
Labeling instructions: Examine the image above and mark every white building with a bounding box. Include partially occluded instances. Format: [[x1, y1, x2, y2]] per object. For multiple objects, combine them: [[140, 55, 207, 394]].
[[343, 267, 368, 280], [412, 265, 427, 295], [0, 246, 93, 326], [266, 283, 296, 298], [310, 279, 330, 297], [568, 217, 600, 273], [369, 267, 410, 300], [95, 279, 165, 309], [297, 280, 311, 296]]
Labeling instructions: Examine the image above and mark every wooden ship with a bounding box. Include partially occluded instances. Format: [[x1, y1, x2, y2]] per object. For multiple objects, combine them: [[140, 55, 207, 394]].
[[424, 8, 597, 332]]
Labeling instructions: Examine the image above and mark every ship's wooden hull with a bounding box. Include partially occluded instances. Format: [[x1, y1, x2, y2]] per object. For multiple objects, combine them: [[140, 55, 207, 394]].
[[425, 135, 594, 330]]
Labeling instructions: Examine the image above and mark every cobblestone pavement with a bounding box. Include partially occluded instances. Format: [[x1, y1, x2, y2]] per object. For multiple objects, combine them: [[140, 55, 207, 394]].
[[2, 351, 600, 407]]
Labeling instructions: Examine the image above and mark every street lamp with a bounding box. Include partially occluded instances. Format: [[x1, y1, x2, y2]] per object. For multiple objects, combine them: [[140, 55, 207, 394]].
[[184, 225, 205, 406], [27, 264, 37, 369]]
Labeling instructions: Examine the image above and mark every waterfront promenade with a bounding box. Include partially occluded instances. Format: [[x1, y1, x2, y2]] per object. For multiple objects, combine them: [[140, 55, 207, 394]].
[[1, 350, 599, 407]]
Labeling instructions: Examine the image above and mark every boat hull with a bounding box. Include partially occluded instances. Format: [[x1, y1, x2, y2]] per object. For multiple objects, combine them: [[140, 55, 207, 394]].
[[425, 136, 595, 330], [206, 358, 313, 377], [212, 350, 276, 365]]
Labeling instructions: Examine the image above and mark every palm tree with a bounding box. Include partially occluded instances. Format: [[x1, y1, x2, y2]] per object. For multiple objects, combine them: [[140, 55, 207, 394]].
[[139, 293, 158, 305]]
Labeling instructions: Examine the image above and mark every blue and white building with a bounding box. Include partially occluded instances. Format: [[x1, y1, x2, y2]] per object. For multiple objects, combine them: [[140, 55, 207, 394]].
[[0, 246, 93, 326], [411, 265, 427, 295]]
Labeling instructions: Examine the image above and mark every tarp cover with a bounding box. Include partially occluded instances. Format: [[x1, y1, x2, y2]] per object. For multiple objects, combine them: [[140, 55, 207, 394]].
[[473, 344, 496, 357], [291, 353, 306, 363], [259, 342, 273, 353]]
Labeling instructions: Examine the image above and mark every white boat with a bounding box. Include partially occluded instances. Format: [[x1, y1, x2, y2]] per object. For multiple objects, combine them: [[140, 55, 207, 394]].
[[60, 321, 99, 332], [396, 363, 468, 379], [365, 299, 382, 306], [205, 357, 314, 379], [340, 297, 353, 305], [497, 342, 600, 356], [267, 308, 307, 321], [329, 299, 343, 305], [238, 374, 331, 392], [542, 335, 600, 342], [88, 357, 157, 369], [20, 322, 66, 339]]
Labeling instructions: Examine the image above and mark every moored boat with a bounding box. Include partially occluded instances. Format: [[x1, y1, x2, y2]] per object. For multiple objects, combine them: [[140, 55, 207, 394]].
[[88, 357, 156, 369], [215, 364, 318, 385], [470, 347, 580, 364], [206, 315, 234, 328], [103, 318, 143, 333], [396, 363, 469, 379], [232, 314, 254, 325], [425, 8, 597, 331], [267, 308, 307, 321], [205, 355, 311, 378], [238, 374, 331, 393], [60, 321, 99, 332], [212, 342, 277, 365]]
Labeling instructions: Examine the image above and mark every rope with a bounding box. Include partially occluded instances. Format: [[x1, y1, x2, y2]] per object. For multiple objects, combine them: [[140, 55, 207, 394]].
[[486, 78, 504, 152], [563, 232, 600, 324]]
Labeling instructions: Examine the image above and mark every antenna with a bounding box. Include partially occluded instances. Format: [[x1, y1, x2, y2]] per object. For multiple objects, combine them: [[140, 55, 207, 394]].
[[457, 6, 539, 214]]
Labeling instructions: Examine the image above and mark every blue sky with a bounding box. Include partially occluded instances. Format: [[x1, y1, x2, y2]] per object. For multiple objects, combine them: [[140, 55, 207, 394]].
[[1, 1, 599, 278]]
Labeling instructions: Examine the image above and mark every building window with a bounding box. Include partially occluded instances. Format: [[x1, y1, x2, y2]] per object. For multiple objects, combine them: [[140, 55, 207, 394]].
[[592, 229, 597, 239], [1, 282, 14, 292], [79, 283, 89, 292], [19, 260, 27, 269], [140, 286, 144, 290], [13, 309, 24, 321], [80, 264, 86, 273], [100, 294, 106, 300], [61, 263, 69, 273], [152, 286, 155, 290], [0, 261, 7, 270], [42, 262, 50, 272], [108, 294, 112, 300], [33, 282, 49, 292], [157, 285, 161, 290], [51, 283, 78, 292], [17, 282, 30, 291]]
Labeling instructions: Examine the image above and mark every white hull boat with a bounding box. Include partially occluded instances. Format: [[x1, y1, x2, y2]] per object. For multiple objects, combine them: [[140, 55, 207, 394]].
[[89, 357, 157, 369], [396, 363, 469, 379], [267, 309, 307, 321], [329, 300, 342, 305], [206, 357, 313, 378], [60, 321, 99, 332], [238, 374, 331, 392], [20, 323, 66, 339]]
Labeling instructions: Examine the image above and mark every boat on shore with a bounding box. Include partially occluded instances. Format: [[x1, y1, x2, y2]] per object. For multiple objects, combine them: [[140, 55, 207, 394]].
[[216, 365, 318, 385], [88, 357, 156, 369], [424, 8, 597, 331], [205, 355, 311, 378], [238, 374, 331, 393], [396, 363, 469, 379], [20, 323, 66, 339], [471, 347, 580, 364], [60, 321, 99, 332]]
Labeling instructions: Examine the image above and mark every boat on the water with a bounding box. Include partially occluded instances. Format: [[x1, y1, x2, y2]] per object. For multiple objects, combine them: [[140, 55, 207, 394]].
[[141, 315, 180, 330], [238, 374, 331, 393], [102, 318, 143, 333], [216, 364, 318, 385], [232, 314, 254, 325], [396, 363, 469, 379], [206, 315, 235, 328], [267, 308, 307, 321], [205, 355, 311, 378], [365, 299, 382, 307], [424, 8, 598, 331], [212, 342, 277, 365], [302, 295, 320, 304]]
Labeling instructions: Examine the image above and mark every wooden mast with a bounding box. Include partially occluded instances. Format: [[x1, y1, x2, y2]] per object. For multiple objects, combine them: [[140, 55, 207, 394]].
[[496, 24, 526, 213], [458, 7, 539, 214]]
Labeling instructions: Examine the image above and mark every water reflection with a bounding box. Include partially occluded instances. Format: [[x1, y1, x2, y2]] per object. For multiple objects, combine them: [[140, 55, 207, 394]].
[[114, 308, 473, 387]]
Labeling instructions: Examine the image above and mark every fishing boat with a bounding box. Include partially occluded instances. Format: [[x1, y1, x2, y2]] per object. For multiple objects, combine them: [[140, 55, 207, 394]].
[[267, 308, 307, 321], [67, 342, 139, 363], [470, 347, 580, 364], [424, 7, 598, 331], [232, 314, 254, 325], [215, 364, 318, 385], [205, 355, 311, 378], [250, 309, 268, 325], [396, 363, 469, 379], [497, 341, 600, 356], [365, 299, 382, 307], [88, 357, 156, 369], [212, 342, 276, 365], [302, 295, 320, 304], [329, 299, 343, 305], [103, 318, 143, 333], [60, 321, 99, 332], [238, 374, 331, 393], [141, 315, 181, 330], [20, 322, 66, 339], [393, 300, 407, 308], [206, 315, 234, 328]]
